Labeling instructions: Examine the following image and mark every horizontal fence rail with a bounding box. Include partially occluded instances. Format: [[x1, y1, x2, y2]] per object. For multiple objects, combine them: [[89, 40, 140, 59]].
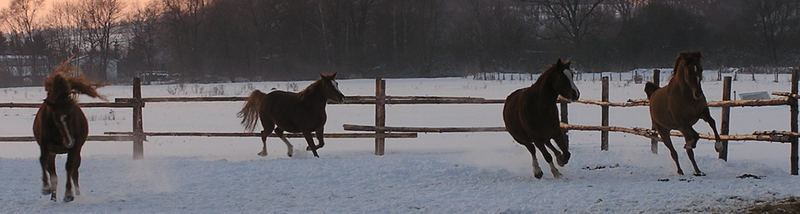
[[0, 102, 138, 108], [104, 131, 417, 139], [0, 135, 135, 142], [343, 124, 799, 143]]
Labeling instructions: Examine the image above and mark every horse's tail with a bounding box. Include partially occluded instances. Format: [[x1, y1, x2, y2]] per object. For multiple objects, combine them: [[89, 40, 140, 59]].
[[645, 82, 660, 99], [238, 90, 267, 132]]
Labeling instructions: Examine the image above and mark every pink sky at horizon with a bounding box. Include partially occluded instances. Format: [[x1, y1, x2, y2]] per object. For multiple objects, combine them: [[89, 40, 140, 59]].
[[0, 0, 154, 18]]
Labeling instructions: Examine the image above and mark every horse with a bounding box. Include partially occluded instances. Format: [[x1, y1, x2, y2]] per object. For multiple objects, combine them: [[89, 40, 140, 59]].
[[503, 59, 580, 179], [238, 73, 345, 158], [33, 64, 105, 202], [645, 51, 722, 176]]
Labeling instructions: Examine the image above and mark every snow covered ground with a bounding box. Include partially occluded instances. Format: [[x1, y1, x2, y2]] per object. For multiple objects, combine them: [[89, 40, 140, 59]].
[[1, 74, 798, 213]]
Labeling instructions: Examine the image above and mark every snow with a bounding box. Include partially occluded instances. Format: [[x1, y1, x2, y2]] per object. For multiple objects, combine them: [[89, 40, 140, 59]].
[[1, 74, 798, 213]]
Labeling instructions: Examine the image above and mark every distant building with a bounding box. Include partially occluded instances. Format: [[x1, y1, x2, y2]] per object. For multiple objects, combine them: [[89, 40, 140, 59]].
[[0, 54, 52, 87]]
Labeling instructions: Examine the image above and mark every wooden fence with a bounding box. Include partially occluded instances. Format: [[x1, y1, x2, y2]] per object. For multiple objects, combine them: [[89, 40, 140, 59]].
[[1, 70, 799, 175]]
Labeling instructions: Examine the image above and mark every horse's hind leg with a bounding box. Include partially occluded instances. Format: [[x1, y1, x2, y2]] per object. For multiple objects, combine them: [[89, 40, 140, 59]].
[[302, 132, 320, 158], [46, 153, 57, 201], [658, 129, 684, 175], [258, 121, 275, 157], [516, 138, 543, 179], [39, 149, 51, 196], [701, 108, 723, 152], [533, 139, 561, 178], [274, 128, 293, 157]]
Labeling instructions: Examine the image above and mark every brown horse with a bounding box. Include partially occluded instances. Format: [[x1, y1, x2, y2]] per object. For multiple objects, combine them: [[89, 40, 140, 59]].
[[33, 64, 105, 202], [503, 59, 580, 179], [645, 52, 721, 176], [238, 73, 345, 158]]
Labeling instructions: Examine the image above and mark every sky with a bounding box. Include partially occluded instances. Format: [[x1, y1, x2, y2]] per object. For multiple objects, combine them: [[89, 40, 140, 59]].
[[0, 0, 153, 18]]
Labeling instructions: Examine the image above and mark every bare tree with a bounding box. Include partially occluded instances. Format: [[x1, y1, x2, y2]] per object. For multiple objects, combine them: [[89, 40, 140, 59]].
[[748, 0, 800, 64], [536, 0, 607, 48], [81, 0, 124, 81], [1, 0, 45, 77]]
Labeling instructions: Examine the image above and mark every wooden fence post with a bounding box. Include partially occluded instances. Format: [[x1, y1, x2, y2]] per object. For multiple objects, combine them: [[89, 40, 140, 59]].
[[719, 76, 732, 161], [132, 78, 144, 160], [791, 68, 798, 175], [375, 78, 386, 156], [651, 69, 660, 154], [601, 77, 609, 151]]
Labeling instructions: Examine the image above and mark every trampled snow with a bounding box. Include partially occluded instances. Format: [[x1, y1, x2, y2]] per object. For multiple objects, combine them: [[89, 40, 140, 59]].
[[1, 74, 798, 213]]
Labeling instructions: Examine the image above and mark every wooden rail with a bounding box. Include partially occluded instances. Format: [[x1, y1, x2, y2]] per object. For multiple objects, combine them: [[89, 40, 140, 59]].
[[0, 135, 135, 142], [0, 102, 137, 108], [104, 131, 417, 139], [343, 124, 799, 143]]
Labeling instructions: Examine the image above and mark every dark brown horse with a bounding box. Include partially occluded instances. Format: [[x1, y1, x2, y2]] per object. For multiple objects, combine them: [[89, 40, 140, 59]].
[[33, 64, 105, 202], [645, 52, 721, 176], [238, 73, 345, 158], [503, 59, 580, 179]]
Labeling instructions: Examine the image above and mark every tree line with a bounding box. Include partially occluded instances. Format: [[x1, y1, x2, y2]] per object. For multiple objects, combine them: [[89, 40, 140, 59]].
[[1, 0, 799, 84]]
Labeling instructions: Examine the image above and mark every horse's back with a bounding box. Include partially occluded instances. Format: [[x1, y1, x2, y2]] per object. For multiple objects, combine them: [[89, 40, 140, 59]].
[[262, 90, 325, 132]]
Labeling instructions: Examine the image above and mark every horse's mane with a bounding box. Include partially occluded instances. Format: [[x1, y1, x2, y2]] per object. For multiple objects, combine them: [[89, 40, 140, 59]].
[[670, 52, 702, 83], [44, 61, 106, 101], [298, 79, 323, 100], [532, 62, 560, 87]]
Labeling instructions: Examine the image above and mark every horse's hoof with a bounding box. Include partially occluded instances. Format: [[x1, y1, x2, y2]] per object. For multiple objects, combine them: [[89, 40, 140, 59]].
[[306, 146, 315, 151], [42, 189, 52, 195], [50, 194, 57, 201], [557, 158, 568, 167], [714, 142, 723, 153], [693, 172, 706, 177], [677, 170, 685, 175], [257, 151, 267, 157], [287, 153, 293, 157], [534, 172, 543, 179], [64, 195, 74, 203]]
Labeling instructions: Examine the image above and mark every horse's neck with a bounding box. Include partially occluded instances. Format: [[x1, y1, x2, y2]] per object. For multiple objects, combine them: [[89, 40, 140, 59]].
[[667, 69, 694, 95], [299, 84, 327, 109], [529, 72, 558, 101]]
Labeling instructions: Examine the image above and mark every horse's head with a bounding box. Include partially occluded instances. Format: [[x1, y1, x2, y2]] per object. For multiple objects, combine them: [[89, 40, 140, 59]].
[[319, 72, 345, 103], [549, 59, 580, 101], [676, 52, 704, 100], [44, 74, 78, 148]]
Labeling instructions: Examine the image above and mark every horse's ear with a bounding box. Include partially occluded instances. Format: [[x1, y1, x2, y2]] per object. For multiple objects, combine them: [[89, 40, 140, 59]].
[[564, 60, 571, 67], [556, 58, 563, 66], [331, 72, 337, 79]]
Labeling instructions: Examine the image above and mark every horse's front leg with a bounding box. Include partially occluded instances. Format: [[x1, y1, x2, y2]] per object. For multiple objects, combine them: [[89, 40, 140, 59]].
[[313, 128, 325, 150], [45, 153, 58, 201], [550, 131, 570, 166], [64, 151, 78, 202], [302, 132, 320, 158], [701, 107, 723, 152]]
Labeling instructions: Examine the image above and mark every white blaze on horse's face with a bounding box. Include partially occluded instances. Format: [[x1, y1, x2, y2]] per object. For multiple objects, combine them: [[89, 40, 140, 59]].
[[330, 79, 342, 95], [562, 68, 580, 99], [59, 115, 75, 148]]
